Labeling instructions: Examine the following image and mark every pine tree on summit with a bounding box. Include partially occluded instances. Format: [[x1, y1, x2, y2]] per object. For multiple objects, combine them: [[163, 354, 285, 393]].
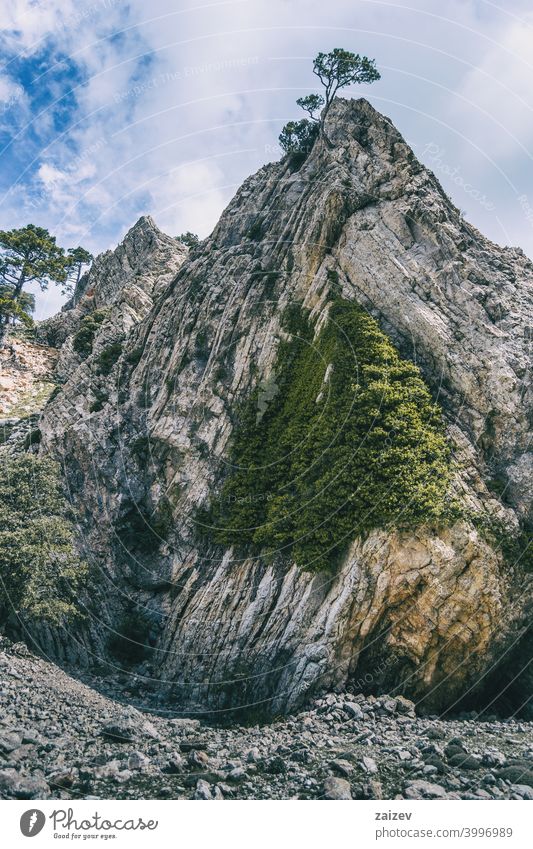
[[279, 48, 380, 156]]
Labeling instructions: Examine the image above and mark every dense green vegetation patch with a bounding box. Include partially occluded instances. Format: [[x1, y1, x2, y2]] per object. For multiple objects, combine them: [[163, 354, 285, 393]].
[[202, 298, 457, 571], [72, 308, 109, 358], [0, 455, 87, 624]]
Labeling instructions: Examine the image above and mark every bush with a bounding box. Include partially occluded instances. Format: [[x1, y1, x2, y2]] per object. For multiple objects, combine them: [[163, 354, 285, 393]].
[[0, 455, 87, 624], [205, 298, 457, 571], [72, 308, 109, 358], [279, 119, 319, 164], [95, 341, 123, 375], [177, 231, 199, 249]]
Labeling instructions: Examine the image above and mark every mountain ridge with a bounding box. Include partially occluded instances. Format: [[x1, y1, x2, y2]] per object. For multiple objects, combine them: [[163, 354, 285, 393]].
[[7, 96, 531, 717]]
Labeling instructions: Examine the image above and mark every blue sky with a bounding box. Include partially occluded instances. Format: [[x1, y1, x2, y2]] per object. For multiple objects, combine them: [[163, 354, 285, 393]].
[[1, 0, 532, 317]]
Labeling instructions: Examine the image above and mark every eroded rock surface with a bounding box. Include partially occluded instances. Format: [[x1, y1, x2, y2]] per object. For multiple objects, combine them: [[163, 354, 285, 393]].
[[35, 98, 533, 716]]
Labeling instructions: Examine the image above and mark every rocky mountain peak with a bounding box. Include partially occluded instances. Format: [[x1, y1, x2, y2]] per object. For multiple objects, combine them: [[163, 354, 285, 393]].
[[16, 97, 533, 717]]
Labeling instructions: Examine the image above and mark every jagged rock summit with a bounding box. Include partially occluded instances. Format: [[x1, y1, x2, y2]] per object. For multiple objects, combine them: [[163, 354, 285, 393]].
[[35, 97, 533, 718]]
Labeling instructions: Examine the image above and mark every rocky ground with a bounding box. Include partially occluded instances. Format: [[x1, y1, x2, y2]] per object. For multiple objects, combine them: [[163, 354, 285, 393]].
[[1, 638, 532, 801]]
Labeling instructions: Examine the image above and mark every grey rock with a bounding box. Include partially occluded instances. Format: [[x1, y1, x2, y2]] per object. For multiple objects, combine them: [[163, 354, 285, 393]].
[[361, 756, 378, 774], [344, 702, 364, 720], [34, 98, 533, 717], [330, 759, 354, 777], [100, 722, 136, 743], [404, 780, 448, 800], [323, 777, 352, 800], [127, 751, 150, 771], [194, 779, 213, 800]]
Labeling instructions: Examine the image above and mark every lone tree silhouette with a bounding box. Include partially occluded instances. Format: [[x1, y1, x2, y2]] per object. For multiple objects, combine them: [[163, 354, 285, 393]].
[[279, 48, 380, 155]]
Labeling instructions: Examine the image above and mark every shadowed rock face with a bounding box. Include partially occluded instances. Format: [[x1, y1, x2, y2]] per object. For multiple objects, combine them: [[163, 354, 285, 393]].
[[38, 98, 533, 717]]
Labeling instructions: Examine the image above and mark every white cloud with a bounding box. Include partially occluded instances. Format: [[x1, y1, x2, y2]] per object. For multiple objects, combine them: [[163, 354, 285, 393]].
[[453, 16, 533, 159], [2, 0, 533, 319]]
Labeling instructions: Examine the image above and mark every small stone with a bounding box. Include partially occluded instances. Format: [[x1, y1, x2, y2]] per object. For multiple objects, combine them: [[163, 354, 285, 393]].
[[188, 750, 209, 768], [323, 777, 352, 800], [425, 727, 444, 740], [162, 753, 184, 774], [100, 722, 135, 743], [404, 780, 448, 800], [128, 751, 150, 770], [361, 756, 378, 774], [46, 768, 78, 788], [330, 759, 353, 777], [395, 696, 416, 716], [344, 702, 364, 720], [227, 767, 247, 782], [141, 720, 160, 740], [194, 779, 213, 800], [482, 750, 506, 768], [169, 718, 201, 731], [0, 732, 22, 753], [0, 769, 50, 800]]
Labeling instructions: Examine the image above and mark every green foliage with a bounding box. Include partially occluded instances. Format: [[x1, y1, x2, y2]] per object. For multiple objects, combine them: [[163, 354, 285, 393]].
[[205, 298, 456, 571], [296, 94, 325, 120], [177, 231, 200, 249], [72, 308, 109, 358], [66, 246, 93, 287], [279, 48, 380, 162], [0, 226, 91, 310], [96, 341, 123, 375], [312, 49, 381, 106], [247, 219, 264, 241], [278, 119, 319, 159], [0, 285, 34, 334], [0, 455, 87, 624]]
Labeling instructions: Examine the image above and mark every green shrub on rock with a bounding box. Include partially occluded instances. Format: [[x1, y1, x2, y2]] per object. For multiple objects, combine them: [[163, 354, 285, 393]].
[[205, 298, 457, 571], [72, 308, 109, 358], [0, 455, 87, 624]]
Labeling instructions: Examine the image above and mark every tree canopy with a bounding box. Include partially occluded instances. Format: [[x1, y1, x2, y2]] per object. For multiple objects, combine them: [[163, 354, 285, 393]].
[[0, 224, 92, 340], [279, 48, 380, 157], [177, 231, 200, 249], [66, 246, 94, 287]]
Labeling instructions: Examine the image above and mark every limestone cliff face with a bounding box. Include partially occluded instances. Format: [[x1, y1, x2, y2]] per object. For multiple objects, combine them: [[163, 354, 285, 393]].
[[37, 215, 187, 384], [39, 98, 533, 716]]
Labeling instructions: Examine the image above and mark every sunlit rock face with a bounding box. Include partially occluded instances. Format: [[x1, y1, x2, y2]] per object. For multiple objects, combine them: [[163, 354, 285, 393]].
[[38, 98, 533, 716]]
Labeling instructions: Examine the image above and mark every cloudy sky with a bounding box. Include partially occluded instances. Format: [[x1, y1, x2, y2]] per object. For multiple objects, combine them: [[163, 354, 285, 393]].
[[1, 0, 532, 317]]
